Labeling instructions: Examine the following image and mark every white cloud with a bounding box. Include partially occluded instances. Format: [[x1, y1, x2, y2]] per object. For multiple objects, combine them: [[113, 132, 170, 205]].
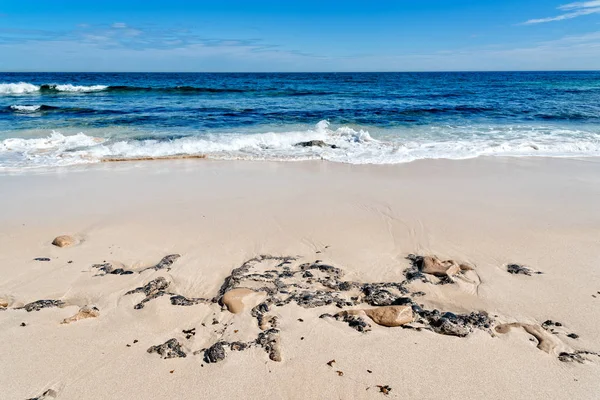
[[525, 1, 600, 24], [112, 22, 127, 29]]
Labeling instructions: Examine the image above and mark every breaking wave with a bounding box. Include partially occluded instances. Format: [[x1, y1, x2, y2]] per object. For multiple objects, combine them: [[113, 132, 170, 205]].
[[1, 121, 600, 169], [0, 82, 108, 94]]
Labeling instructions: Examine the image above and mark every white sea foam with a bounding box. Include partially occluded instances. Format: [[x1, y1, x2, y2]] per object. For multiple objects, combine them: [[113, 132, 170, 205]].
[[51, 84, 108, 92], [1, 121, 600, 169], [0, 82, 108, 94], [0, 83, 40, 94], [9, 105, 42, 112]]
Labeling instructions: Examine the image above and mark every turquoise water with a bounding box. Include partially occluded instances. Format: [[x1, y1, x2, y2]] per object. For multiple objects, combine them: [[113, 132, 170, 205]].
[[1, 72, 599, 169]]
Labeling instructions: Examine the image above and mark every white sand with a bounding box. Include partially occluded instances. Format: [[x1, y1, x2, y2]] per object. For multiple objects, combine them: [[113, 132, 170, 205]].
[[0, 157, 599, 399]]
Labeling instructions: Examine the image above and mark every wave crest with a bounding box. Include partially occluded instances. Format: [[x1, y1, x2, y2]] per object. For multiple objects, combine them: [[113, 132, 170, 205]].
[[2, 121, 600, 169]]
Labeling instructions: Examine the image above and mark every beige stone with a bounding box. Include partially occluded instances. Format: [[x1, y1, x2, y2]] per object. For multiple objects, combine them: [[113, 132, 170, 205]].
[[52, 235, 76, 248], [364, 306, 414, 327], [222, 288, 257, 314], [61, 306, 99, 324], [421, 256, 468, 278]]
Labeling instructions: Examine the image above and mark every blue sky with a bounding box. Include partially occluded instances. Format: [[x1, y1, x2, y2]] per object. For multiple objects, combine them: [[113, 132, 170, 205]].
[[1, 0, 600, 71]]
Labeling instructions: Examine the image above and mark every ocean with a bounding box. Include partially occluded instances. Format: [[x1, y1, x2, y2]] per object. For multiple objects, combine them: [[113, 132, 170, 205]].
[[1, 71, 599, 169]]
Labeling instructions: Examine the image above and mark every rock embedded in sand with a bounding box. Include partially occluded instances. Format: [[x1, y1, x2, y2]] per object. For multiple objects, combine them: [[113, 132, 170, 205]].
[[256, 328, 282, 362], [558, 352, 586, 364], [406, 254, 474, 283], [125, 277, 171, 309], [364, 306, 414, 327], [147, 338, 186, 359], [170, 295, 208, 306], [34, 257, 51, 262], [61, 306, 99, 324], [204, 342, 226, 363], [92, 263, 134, 276], [52, 235, 76, 248], [222, 288, 260, 314], [140, 254, 181, 272], [19, 300, 65, 312], [506, 264, 542, 276]]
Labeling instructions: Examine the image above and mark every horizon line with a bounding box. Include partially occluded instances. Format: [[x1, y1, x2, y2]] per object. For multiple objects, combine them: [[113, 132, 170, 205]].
[[1, 69, 600, 74]]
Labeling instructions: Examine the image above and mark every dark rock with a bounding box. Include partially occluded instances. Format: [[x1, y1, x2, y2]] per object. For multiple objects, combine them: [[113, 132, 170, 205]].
[[567, 333, 579, 339], [377, 385, 392, 395], [170, 295, 208, 306], [230, 341, 249, 351], [141, 254, 181, 272], [558, 352, 586, 364], [33, 258, 51, 262], [363, 288, 397, 306], [328, 312, 372, 333], [392, 297, 413, 306], [256, 329, 282, 361], [19, 300, 64, 312], [411, 304, 424, 314], [147, 338, 186, 359], [204, 342, 226, 363], [124, 277, 171, 309], [92, 263, 133, 276], [441, 312, 458, 320], [182, 328, 196, 339], [294, 140, 338, 149], [431, 317, 470, 337], [111, 268, 134, 275], [506, 264, 541, 276]]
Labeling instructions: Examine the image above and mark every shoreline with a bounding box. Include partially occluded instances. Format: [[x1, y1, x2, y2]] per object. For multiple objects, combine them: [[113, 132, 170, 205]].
[[1, 156, 599, 399]]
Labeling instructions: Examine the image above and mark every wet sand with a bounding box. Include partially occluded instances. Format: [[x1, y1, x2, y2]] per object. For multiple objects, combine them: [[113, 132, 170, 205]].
[[0, 157, 599, 399]]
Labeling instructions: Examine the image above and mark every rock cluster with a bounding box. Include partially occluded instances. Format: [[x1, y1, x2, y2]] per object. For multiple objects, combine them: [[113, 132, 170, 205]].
[[92, 263, 134, 276], [19, 300, 65, 312], [147, 338, 187, 359], [125, 277, 171, 309]]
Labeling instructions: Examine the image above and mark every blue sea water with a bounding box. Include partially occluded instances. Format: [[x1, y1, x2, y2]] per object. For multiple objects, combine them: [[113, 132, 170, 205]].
[[1, 72, 599, 169]]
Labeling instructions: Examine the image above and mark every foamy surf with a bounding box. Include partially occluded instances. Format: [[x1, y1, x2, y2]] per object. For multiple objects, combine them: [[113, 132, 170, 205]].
[[0, 82, 108, 94], [1, 121, 600, 170], [9, 105, 42, 112]]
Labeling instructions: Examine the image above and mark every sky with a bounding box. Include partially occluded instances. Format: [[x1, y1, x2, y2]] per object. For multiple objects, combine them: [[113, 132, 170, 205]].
[[1, 0, 600, 72]]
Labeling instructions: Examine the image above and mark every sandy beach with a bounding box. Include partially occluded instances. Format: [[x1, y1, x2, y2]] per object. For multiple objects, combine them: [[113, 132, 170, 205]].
[[1, 157, 599, 399]]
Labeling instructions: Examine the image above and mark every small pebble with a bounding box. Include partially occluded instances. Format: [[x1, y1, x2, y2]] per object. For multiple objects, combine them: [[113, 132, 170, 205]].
[[567, 333, 579, 339], [377, 385, 392, 395], [298, 318, 304, 322], [133, 339, 138, 343], [367, 369, 372, 373], [300, 337, 304, 340], [20, 322, 26, 327], [336, 371, 344, 376], [327, 359, 335, 367], [126, 344, 131, 347], [170, 370, 174, 374]]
